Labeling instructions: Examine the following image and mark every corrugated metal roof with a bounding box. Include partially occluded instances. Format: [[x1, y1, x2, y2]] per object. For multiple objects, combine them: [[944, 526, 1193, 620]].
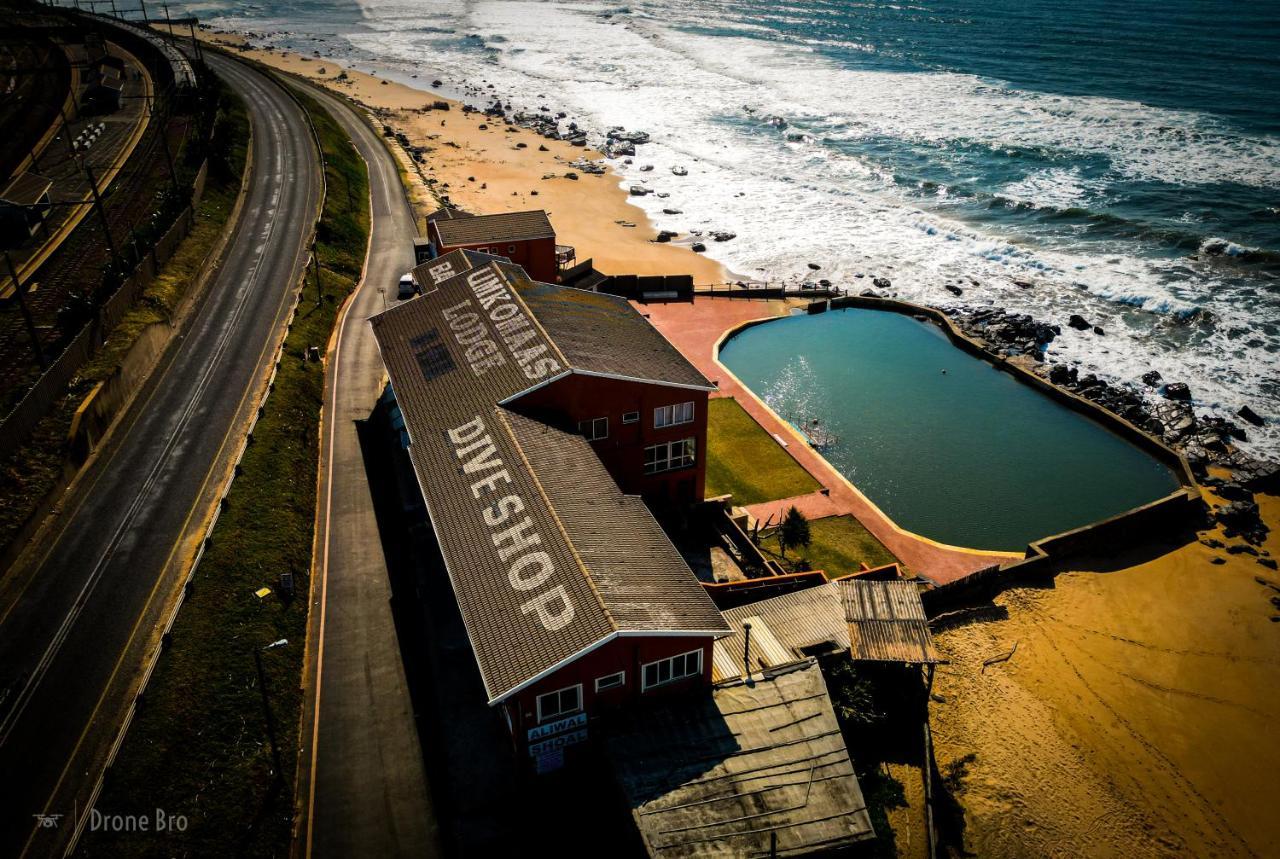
[[434, 209, 555, 247], [369, 261, 727, 703], [1, 173, 52, 206], [715, 583, 849, 680], [840, 579, 939, 664], [714, 579, 938, 673], [607, 660, 875, 857]]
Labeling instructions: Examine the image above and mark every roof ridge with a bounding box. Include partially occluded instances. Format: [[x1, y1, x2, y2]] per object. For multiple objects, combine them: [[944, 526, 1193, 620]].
[[493, 408, 618, 632]]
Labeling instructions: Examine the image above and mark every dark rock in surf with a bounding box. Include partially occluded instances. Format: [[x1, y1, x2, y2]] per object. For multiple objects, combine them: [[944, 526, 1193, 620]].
[[1238, 405, 1265, 427]]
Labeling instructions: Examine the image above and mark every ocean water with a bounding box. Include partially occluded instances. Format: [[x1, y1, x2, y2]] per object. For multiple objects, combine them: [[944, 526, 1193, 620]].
[[186, 0, 1280, 458], [719, 308, 1181, 550]]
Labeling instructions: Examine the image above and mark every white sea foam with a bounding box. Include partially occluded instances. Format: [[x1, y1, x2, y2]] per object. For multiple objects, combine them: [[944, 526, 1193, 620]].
[[206, 0, 1280, 458]]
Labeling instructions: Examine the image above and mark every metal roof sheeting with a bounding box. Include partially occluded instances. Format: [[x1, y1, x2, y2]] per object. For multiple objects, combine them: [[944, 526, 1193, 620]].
[[607, 660, 875, 857], [715, 584, 849, 680], [840, 579, 940, 664], [714, 579, 938, 675], [514, 276, 715, 391]]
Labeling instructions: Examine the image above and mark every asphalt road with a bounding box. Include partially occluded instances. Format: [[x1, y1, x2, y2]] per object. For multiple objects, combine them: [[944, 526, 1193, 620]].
[[290, 81, 440, 858], [0, 53, 321, 859]]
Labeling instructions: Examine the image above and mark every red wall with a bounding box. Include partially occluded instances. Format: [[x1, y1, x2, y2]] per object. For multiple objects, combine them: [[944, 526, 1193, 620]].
[[510, 375, 709, 506], [430, 223, 558, 283], [501, 634, 715, 751]]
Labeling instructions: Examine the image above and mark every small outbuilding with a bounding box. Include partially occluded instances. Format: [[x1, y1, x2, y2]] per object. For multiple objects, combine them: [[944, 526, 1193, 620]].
[[713, 579, 939, 679], [0, 172, 53, 244]]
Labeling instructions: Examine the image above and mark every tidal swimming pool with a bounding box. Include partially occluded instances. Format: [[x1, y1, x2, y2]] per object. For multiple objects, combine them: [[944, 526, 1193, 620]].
[[718, 308, 1181, 551]]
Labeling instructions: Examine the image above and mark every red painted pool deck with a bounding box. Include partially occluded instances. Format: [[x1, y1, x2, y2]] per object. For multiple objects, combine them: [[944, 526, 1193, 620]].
[[637, 296, 1019, 584]]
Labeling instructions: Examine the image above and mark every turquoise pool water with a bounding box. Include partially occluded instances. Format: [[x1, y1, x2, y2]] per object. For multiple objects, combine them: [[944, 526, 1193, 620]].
[[719, 308, 1181, 551]]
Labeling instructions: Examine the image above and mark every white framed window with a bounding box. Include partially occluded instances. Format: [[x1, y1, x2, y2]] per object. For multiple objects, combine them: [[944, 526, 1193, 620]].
[[654, 401, 695, 429], [622, 411, 640, 425], [595, 671, 625, 692], [644, 438, 695, 475], [508, 244, 517, 253], [641, 650, 703, 691], [578, 416, 608, 441], [536, 684, 582, 722]]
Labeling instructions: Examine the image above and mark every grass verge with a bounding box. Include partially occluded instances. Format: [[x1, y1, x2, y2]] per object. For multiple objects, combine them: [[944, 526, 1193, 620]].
[[79, 87, 369, 857], [0, 82, 250, 560], [705, 396, 820, 505], [760, 514, 899, 577]]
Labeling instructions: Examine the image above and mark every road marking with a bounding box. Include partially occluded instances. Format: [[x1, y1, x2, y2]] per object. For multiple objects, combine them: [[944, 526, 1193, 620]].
[[16, 58, 320, 859]]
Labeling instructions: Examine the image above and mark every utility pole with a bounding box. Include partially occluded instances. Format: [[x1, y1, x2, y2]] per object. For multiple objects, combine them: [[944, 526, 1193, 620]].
[[187, 20, 203, 64], [81, 156, 123, 275], [5, 251, 46, 370], [252, 649, 284, 782]]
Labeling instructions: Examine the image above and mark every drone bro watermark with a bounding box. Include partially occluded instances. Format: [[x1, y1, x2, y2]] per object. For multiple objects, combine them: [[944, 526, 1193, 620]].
[[34, 807, 188, 834]]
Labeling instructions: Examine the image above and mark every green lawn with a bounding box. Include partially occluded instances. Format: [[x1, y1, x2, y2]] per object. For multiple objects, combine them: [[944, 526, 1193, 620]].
[[82, 85, 369, 858], [705, 397, 820, 505], [760, 514, 900, 578]]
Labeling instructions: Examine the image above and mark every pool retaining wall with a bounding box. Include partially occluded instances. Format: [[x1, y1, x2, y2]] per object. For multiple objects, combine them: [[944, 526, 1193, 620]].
[[774, 295, 1210, 610]]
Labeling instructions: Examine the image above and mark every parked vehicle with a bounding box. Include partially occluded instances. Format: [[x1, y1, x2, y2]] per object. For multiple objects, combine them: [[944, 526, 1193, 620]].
[[397, 273, 417, 300]]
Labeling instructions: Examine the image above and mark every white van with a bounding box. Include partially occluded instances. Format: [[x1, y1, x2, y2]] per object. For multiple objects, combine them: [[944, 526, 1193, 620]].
[[397, 273, 417, 300]]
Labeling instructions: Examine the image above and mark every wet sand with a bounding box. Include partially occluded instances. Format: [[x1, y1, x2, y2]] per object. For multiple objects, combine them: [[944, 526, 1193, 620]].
[[930, 488, 1280, 857], [197, 31, 730, 283]]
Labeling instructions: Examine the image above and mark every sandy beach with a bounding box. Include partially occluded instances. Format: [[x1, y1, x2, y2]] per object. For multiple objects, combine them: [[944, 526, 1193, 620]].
[[929, 485, 1280, 857], [196, 30, 730, 284]]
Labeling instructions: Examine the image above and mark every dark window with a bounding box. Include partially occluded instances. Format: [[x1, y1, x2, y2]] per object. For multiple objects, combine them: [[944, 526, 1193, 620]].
[[595, 671, 625, 691], [622, 411, 640, 425], [579, 416, 608, 441], [641, 650, 702, 690], [536, 684, 582, 722], [409, 329, 455, 381], [644, 438, 696, 474]]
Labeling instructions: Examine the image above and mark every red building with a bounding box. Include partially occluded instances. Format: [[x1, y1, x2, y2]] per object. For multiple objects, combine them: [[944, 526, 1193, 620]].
[[371, 251, 728, 771], [427, 209, 563, 283]]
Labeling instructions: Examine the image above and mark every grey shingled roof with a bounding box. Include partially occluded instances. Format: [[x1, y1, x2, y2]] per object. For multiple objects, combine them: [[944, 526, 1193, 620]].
[[434, 209, 555, 247], [504, 412, 728, 633], [510, 271, 714, 391], [369, 261, 727, 703], [410, 248, 507, 290], [607, 660, 875, 856]]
